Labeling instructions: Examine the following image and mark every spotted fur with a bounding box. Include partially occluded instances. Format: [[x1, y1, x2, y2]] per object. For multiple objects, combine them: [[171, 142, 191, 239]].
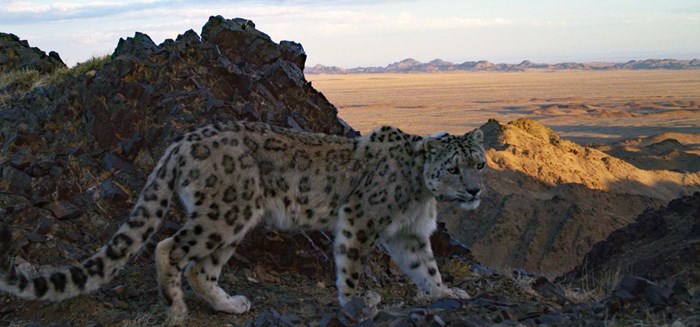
[[0, 121, 486, 324]]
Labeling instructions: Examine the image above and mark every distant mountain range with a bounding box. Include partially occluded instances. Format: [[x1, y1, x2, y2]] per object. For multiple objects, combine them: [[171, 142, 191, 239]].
[[305, 58, 700, 74]]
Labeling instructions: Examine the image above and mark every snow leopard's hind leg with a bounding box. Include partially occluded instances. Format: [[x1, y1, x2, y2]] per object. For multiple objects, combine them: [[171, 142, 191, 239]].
[[157, 206, 262, 323], [156, 236, 187, 324], [155, 221, 225, 324], [186, 245, 250, 313]]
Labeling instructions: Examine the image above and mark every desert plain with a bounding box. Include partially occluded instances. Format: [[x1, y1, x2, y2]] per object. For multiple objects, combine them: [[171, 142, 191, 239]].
[[308, 70, 700, 151]]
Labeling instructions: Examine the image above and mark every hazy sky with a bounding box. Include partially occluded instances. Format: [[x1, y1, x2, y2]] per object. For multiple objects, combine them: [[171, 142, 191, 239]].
[[1, 0, 699, 67]]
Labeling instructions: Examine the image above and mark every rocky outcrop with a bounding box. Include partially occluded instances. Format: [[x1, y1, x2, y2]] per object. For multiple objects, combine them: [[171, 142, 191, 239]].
[[0, 15, 355, 269], [305, 58, 700, 74], [441, 118, 700, 274], [564, 192, 700, 288], [0, 32, 66, 73]]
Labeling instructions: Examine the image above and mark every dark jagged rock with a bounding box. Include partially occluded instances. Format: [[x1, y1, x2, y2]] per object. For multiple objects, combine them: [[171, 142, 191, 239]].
[[112, 32, 158, 60], [0, 32, 66, 73], [279, 41, 307, 71], [428, 298, 463, 310], [9, 148, 34, 169], [563, 192, 700, 288], [2, 15, 355, 166], [605, 275, 693, 314], [43, 201, 82, 220], [254, 309, 301, 327], [532, 276, 569, 305], [2, 166, 32, 196], [430, 221, 474, 259]]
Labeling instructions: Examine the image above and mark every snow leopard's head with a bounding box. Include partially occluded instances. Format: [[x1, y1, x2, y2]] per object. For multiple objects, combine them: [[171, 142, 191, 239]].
[[422, 129, 487, 210]]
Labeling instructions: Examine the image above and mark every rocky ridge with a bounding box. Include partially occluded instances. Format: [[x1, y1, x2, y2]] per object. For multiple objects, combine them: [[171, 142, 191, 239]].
[[482, 119, 698, 200], [0, 16, 355, 264], [306, 58, 700, 74]]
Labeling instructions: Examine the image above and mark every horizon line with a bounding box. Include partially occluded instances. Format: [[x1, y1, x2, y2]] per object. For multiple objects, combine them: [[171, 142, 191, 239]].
[[307, 57, 700, 70]]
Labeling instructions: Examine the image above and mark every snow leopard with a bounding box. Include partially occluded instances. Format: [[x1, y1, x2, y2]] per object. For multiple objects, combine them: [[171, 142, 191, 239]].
[[0, 121, 486, 324]]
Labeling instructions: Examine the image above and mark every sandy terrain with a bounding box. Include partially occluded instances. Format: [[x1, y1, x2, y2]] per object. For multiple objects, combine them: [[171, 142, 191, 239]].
[[308, 70, 700, 148]]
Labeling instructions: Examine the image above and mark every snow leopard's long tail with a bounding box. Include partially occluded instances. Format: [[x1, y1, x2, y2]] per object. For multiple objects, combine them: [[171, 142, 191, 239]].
[[0, 142, 182, 302]]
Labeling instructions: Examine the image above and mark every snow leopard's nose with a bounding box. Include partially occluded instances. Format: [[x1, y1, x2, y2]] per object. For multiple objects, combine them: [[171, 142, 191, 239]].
[[466, 188, 480, 197]]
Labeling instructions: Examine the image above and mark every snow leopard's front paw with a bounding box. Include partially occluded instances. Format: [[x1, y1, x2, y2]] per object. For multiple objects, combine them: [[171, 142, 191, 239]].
[[415, 286, 470, 303], [444, 287, 470, 300], [212, 295, 251, 314], [340, 290, 382, 321], [361, 290, 382, 315]]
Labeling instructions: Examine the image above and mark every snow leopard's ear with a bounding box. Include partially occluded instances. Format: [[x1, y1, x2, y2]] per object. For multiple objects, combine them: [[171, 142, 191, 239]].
[[422, 137, 444, 155], [465, 129, 483, 144]]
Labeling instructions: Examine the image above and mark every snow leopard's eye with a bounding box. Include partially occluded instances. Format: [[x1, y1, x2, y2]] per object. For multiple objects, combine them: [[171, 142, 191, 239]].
[[447, 167, 459, 175], [476, 162, 485, 170]]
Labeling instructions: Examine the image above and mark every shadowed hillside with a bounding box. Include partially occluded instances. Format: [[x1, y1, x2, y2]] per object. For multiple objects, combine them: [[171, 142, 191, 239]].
[[563, 192, 700, 289]]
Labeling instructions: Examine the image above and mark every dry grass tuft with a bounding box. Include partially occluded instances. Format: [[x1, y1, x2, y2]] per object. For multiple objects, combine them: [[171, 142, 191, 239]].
[[36, 54, 111, 87], [574, 263, 625, 302], [0, 54, 110, 94], [0, 68, 41, 92]]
